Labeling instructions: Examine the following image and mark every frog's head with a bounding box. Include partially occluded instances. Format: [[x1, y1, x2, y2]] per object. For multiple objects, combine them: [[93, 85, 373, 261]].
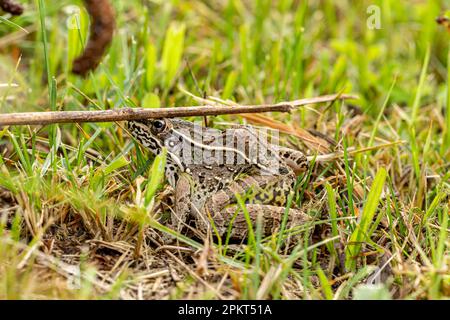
[[128, 118, 189, 186], [127, 118, 175, 156], [128, 118, 201, 185]]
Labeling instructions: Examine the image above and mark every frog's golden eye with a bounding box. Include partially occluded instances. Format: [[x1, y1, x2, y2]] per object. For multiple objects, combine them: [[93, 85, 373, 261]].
[[151, 119, 166, 134]]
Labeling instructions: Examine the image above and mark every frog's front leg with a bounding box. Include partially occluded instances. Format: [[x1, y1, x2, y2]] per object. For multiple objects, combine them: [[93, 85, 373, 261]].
[[172, 174, 192, 235], [157, 173, 193, 243], [172, 173, 211, 239]]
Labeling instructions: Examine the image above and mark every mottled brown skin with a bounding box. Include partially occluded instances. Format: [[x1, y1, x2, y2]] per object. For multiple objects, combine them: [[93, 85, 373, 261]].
[[128, 118, 311, 243], [179, 165, 310, 240], [72, 0, 115, 76]]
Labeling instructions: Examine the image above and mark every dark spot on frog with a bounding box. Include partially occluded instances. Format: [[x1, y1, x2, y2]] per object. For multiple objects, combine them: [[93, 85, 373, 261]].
[[279, 167, 289, 175]]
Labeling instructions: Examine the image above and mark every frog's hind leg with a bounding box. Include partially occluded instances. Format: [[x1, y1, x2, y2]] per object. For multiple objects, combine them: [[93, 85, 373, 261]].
[[199, 172, 307, 239], [210, 204, 310, 243]]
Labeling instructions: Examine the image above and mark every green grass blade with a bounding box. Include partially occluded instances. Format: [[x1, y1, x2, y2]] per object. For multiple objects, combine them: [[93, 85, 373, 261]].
[[411, 44, 430, 124], [161, 22, 186, 87], [345, 168, 387, 271]]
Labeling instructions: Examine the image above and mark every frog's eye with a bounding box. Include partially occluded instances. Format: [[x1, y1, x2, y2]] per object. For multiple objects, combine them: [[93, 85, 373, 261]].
[[151, 119, 166, 133]]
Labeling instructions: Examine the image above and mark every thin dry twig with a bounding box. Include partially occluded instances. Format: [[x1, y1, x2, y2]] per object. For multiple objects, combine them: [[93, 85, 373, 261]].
[[0, 94, 357, 126]]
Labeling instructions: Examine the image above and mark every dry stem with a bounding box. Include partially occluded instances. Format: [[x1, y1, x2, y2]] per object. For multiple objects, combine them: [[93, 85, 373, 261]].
[[0, 94, 357, 126]]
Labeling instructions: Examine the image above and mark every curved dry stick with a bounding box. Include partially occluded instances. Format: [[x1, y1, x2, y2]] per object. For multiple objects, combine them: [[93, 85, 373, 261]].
[[72, 0, 115, 76], [0, 0, 24, 15], [1, 0, 114, 75]]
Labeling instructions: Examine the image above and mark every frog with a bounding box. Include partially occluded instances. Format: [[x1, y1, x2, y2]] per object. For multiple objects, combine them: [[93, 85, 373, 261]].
[[127, 118, 310, 242]]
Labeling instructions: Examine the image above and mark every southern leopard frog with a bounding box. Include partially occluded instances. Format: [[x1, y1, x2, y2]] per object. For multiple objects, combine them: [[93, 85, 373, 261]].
[[127, 118, 310, 241]]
